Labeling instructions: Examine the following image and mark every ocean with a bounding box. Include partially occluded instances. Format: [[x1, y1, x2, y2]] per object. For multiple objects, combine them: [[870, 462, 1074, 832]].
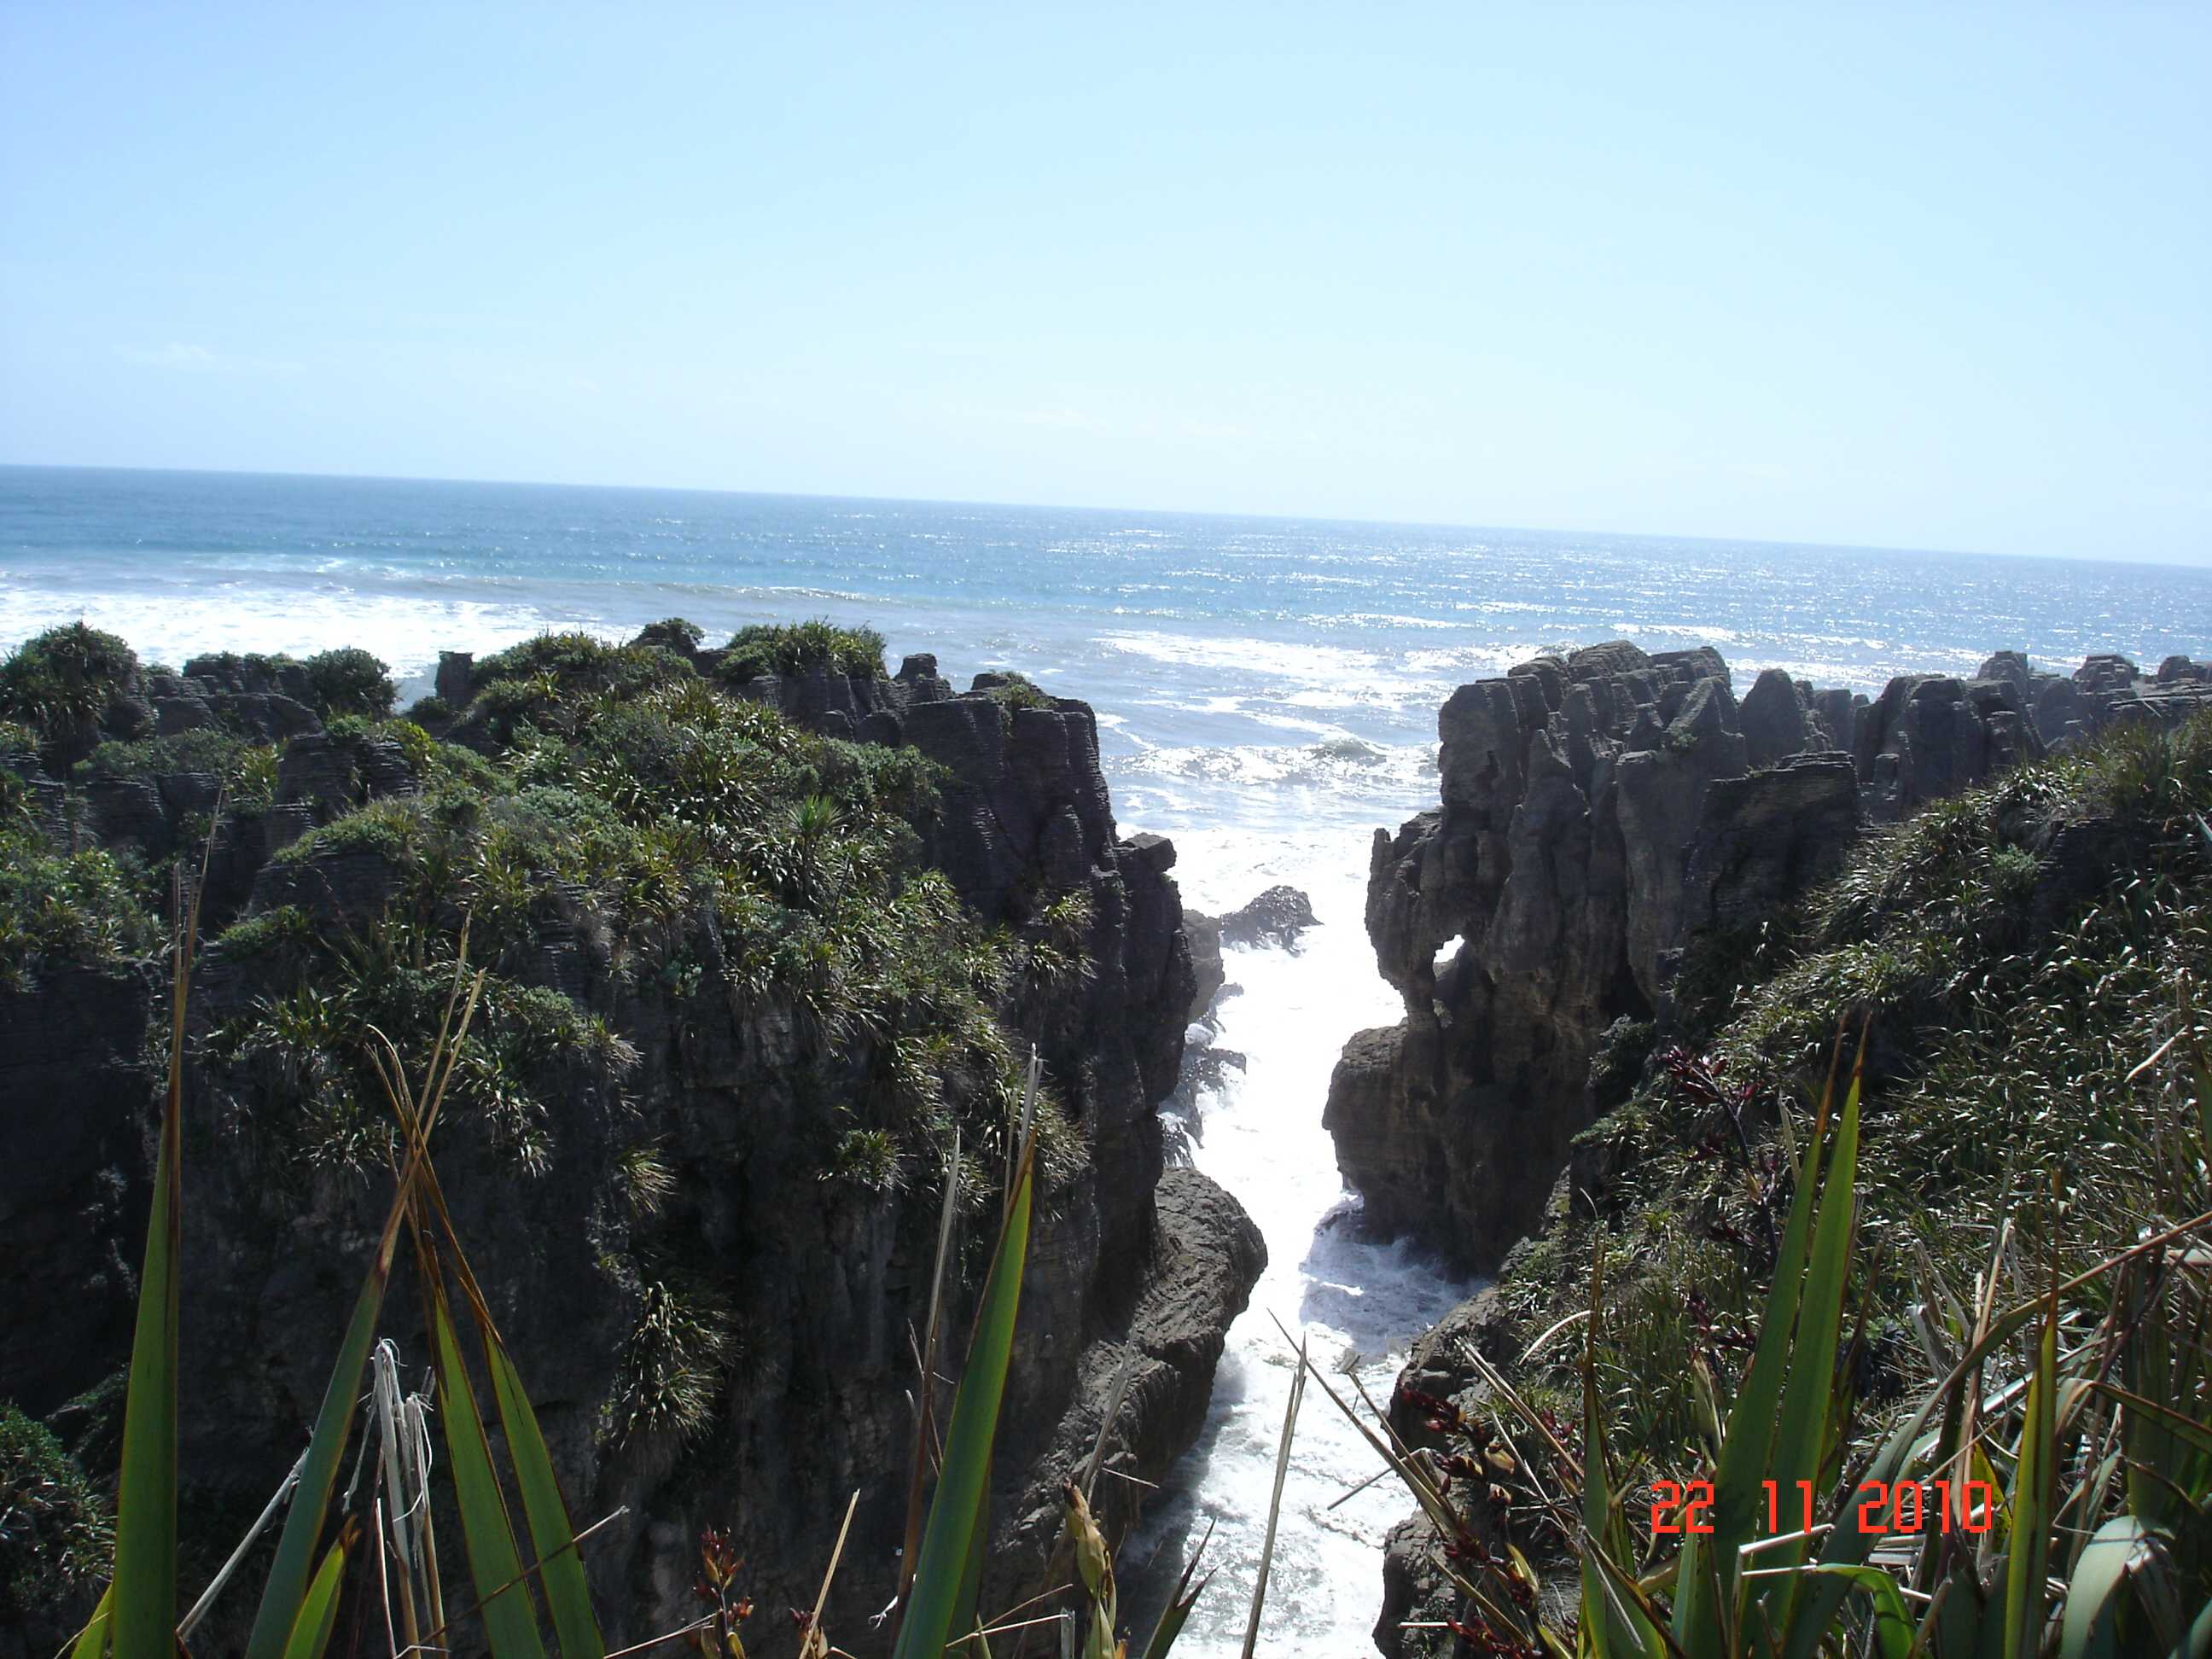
[[5, 463, 2208, 1654]]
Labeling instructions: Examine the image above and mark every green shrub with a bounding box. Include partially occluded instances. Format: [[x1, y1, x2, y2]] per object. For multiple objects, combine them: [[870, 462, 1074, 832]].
[[210, 904, 316, 963], [0, 623, 138, 737], [0, 1399, 112, 1618], [301, 647, 396, 719], [404, 693, 453, 725], [719, 619, 887, 683], [473, 632, 693, 699], [824, 1126, 906, 1191], [606, 1278, 734, 1447], [75, 731, 282, 815], [79, 732, 234, 778], [0, 835, 160, 991], [270, 795, 422, 867]]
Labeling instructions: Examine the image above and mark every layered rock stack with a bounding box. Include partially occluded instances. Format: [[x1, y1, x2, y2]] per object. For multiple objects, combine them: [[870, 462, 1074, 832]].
[[1324, 644, 2199, 1273]]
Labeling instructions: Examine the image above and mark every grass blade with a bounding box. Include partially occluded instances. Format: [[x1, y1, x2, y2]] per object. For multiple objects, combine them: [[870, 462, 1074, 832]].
[[484, 1331, 606, 1659], [279, 1522, 357, 1659], [1242, 1338, 1306, 1659], [1794, 1566, 1912, 1659], [2004, 1289, 2059, 1659], [111, 891, 196, 1659], [242, 1223, 407, 1658], [424, 1251, 548, 1658], [1676, 1041, 1841, 1648], [2059, 1516, 2148, 1659], [67, 1588, 113, 1659], [1761, 1052, 1865, 1636], [898, 1131, 964, 1619], [891, 1138, 1037, 1659], [1139, 1520, 1214, 1659]]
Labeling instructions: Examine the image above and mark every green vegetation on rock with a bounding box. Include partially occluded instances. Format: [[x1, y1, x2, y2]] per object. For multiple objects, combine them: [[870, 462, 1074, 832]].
[[0, 828, 160, 992], [1492, 711, 2212, 1528], [718, 619, 888, 683], [0, 1400, 114, 1620]]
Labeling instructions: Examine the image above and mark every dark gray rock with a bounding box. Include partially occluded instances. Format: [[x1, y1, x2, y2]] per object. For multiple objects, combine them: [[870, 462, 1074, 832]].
[[274, 731, 416, 814], [1854, 672, 2041, 822], [895, 652, 954, 703], [1739, 667, 1813, 769], [1183, 909, 1225, 1022], [1330, 641, 1761, 1269], [0, 963, 156, 1417], [1324, 638, 2107, 1272], [1810, 686, 1861, 754], [1682, 754, 1862, 939], [1375, 1512, 1464, 1659], [435, 650, 474, 705], [1217, 884, 1319, 949]]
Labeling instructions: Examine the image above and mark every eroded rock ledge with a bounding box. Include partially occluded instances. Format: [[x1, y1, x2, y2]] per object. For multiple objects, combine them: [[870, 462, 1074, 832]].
[[1324, 643, 2208, 1275]]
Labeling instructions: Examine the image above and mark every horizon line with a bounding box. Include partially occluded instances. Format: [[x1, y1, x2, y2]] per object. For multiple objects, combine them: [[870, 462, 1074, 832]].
[[3, 457, 2207, 575]]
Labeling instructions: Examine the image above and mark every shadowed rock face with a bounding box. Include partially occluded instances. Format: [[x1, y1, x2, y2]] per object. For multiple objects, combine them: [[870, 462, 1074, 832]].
[[1853, 672, 2040, 822], [1324, 642, 1761, 1272], [0, 646, 1251, 1654]]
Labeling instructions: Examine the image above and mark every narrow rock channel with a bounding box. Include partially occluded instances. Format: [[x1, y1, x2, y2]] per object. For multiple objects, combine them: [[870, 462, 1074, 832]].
[[1122, 828, 1470, 1658]]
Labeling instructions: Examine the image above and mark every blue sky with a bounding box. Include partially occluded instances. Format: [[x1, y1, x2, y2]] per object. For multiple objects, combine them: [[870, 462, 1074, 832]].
[[2, 3, 2206, 563]]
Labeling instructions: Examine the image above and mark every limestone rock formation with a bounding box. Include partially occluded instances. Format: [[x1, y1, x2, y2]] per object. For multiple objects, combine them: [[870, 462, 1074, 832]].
[[1323, 642, 2189, 1274], [1324, 642, 1755, 1271], [1975, 651, 2212, 748], [1681, 753, 1861, 941], [0, 636, 1251, 1653], [1853, 672, 2040, 822]]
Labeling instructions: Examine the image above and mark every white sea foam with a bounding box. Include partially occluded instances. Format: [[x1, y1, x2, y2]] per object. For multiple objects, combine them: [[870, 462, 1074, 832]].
[[1124, 826, 1471, 1657], [1099, 631, 1385, 679]]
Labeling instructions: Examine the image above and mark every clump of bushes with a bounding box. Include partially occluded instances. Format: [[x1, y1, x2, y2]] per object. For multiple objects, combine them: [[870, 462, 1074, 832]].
[[301, 646, 395, 719], [0, 831, 160, 992], [73, 731, 283, 815], [460, 632, 696, 744], [206, 636, 1080, 1199], [718, 619, 887, 684], [0, 624, 144, 766], [0, 623, 138, 731], [981, 670, 1057, 712], [0, 1400, 112, 1621]]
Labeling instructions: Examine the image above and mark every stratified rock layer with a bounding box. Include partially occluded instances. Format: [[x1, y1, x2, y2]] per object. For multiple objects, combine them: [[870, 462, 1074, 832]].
[[1324, 643, 2199, 1274]]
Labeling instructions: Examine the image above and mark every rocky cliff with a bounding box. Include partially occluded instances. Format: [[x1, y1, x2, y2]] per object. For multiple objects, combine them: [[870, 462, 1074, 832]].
[[1324, 643, 2206, 1274], [1358, 676, 2212, 1659], [0, 625, 1263, 1650]]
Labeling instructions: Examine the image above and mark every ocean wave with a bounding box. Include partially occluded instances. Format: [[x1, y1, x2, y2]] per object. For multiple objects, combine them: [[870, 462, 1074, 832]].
[[1098, 630, 1384, 679], [1114, 736, 1435, 800]]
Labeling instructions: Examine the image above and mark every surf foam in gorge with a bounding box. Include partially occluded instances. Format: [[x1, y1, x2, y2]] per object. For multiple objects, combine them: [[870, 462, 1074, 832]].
[[1123, 828, 1471, 1657]]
